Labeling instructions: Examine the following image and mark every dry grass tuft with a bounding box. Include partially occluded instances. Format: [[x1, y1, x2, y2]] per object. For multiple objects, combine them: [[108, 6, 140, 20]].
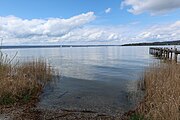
[[0, 51, 55, 105], [136, 62, 180, 120]]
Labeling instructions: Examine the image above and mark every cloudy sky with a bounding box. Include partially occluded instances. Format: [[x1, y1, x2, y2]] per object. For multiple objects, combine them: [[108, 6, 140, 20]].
[[0, 0, 180, 45]]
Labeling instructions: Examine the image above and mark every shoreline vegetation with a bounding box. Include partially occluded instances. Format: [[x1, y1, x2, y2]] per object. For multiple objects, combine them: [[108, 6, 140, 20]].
[[0, 49, 56, 118], [0, 52, 55, 106], [128, 62, 180, 120], [122, 40, 180, 46]]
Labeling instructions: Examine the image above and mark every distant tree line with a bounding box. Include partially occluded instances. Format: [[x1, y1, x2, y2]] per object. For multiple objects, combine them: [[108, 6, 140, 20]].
[[122, 40, 180, 46]]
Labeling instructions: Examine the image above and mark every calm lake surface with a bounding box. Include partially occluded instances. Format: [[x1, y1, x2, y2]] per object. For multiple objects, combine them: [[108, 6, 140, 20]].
[[3, 46, 158, 115]]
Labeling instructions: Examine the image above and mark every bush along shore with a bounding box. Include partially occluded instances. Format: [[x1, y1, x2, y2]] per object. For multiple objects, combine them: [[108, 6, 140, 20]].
[[128, 62, 180, 120], [0, 51, 55, 107]]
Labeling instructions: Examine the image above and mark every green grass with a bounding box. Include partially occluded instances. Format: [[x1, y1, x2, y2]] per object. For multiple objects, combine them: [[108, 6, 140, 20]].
[[0, 94, 16, 105], [130, 113, 145, 120]]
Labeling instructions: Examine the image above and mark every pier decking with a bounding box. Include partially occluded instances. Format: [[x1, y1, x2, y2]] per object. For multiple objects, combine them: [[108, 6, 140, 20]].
[[149, 47, 180, 62]]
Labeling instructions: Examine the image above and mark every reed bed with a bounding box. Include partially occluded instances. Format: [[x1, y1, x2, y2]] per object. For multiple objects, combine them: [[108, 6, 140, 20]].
[[0, 51, 54, 105], [136, 63, 180, 120]]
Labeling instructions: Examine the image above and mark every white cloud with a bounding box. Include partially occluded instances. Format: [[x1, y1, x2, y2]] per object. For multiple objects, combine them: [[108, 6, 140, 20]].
[[0, 12, 96, 44], [105, 8, 111, 13], [121, 0, 180, 15], [57, 27, 121, 44], [131, 21, 180, 42], [72, 21, 180, 44], [0, 12, 180, 45], [0, 12, 124, 45]]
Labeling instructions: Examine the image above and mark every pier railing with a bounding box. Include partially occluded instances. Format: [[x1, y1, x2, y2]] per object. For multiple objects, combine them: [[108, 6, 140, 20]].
[[149, 47, 180, 62]]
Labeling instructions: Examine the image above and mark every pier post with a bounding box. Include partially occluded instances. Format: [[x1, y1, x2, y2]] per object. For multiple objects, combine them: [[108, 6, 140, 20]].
[[174, 48, 178, 62], [163, 48, 166, 59], [164, 48, 167, 59], [159, 48, 162, 58], [170, 48, 173, 59], [167, 49, 169, 59]]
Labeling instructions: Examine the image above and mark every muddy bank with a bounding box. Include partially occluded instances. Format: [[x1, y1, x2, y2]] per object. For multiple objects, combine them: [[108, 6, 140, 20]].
[[1, 106, 124, 120], [15, 109, 123, 120]]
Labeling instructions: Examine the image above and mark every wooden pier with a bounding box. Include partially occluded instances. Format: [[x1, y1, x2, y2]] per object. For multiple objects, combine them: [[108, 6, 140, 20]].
[[149, 47, 180, 62]]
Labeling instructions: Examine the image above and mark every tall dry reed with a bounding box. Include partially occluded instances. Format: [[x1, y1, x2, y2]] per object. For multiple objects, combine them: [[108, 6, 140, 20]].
[[0, 51, 54, 105], [136, 63, 180, 120]]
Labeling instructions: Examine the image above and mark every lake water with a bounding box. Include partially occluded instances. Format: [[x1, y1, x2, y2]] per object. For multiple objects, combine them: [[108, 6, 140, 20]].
[[3, 46, 158, 115]]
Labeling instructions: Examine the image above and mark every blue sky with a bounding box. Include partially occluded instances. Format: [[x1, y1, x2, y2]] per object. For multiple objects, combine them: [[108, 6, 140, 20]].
[[0, 0, 180, 45]]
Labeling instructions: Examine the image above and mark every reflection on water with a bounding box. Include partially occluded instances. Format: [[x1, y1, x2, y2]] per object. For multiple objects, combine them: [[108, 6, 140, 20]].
[[3, 46, 157, 115]]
